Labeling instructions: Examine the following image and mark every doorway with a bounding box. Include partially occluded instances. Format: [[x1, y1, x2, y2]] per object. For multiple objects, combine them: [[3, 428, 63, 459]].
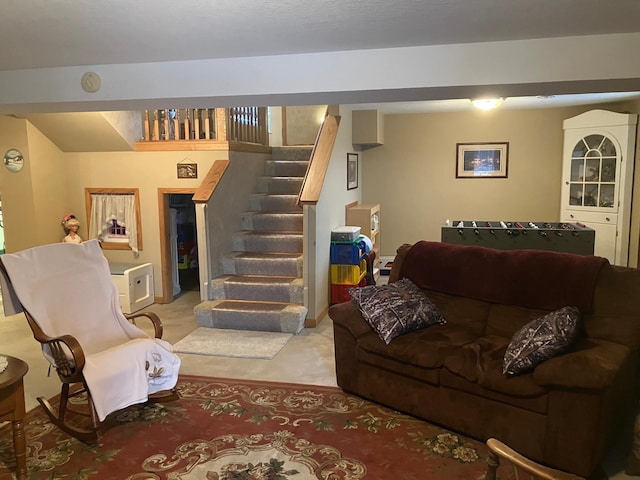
[[158, 188, 198, 302], [171, 193, 198, 292]]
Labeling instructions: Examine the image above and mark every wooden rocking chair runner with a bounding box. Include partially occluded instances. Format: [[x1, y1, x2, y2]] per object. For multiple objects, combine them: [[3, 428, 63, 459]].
[[485, 438, 585, 480], [0, 240, 181, 443]]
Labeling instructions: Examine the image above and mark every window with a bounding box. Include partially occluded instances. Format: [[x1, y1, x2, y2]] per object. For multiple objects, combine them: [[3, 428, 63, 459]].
[[85, 188, 143, 253]]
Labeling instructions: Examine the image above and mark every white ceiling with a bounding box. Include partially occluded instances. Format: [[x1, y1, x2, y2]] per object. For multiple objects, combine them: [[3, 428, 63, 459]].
[[2, 0, 640, 112]]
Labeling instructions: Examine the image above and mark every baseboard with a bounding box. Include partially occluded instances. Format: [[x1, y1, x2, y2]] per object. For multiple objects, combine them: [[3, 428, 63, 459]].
[[305, 305, 329, 328]]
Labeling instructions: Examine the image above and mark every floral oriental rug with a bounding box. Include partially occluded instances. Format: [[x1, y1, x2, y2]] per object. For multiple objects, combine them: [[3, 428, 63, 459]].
[[0, 375, 508, 479]]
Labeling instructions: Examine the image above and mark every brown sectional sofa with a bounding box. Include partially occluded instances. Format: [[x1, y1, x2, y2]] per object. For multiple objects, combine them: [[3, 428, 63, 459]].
[[328, 240, 640, 478]]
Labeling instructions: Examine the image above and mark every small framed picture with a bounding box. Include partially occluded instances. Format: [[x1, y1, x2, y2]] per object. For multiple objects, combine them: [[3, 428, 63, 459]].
[[177, 163, 198, 179], [456, 142, 509, 178], [347, 153, 358, 190]]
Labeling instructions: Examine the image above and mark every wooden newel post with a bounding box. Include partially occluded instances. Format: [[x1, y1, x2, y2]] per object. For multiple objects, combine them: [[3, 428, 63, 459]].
[[215, 108, 228, 142]]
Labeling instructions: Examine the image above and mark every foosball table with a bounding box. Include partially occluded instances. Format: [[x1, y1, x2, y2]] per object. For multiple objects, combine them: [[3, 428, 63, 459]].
[[441, 220, 595, 256]]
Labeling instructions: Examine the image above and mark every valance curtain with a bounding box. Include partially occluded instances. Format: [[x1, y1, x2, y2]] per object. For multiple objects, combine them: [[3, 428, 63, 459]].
[[89, 194, 139, 254]]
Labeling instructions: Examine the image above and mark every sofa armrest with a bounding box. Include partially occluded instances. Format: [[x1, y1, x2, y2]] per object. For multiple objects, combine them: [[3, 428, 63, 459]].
[[389, 243, 413, 283], [328, 301, 372, 339], [532, 339, 631, 390]]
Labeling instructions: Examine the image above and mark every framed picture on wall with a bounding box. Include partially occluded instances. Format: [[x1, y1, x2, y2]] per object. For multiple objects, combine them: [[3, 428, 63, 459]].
[[177, 162, 198, 179], [456, 142, 509, 178], [347, 153, 358, 190]]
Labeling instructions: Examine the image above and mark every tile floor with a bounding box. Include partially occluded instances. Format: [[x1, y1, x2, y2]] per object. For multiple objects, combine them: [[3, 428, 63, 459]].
[[0, 290, 634, 479]]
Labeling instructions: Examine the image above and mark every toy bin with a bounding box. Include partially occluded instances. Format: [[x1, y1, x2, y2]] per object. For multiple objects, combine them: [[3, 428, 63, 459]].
[[331, 226, 361, 243], [330, 241, 364, 265], [330, 259, 367, 285], [331, 275, 367, 304]]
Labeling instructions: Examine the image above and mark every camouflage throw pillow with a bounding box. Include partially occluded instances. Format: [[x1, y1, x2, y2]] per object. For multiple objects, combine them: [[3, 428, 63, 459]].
[[349, 278, 446, 345], [503, 306, 581, 376]]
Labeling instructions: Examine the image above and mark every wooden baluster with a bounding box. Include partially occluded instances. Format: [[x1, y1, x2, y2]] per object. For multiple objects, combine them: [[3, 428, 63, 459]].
[[153, 110, 160, 141], [184, 109, 190, 140], [203, 108, 210, 139], [252, 107, 258, 143], [244, 107, 253, 142], [163, 109, 169, 141], [173, 109, 179, 140], [144, 110, 151, 141], [240, 107, 245, 141], [242, 107, 253, 142], [194, 108, 200, 140]]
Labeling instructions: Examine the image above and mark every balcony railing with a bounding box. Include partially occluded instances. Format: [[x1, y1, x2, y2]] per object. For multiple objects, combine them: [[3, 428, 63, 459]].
[[138, 107, 268, 148]]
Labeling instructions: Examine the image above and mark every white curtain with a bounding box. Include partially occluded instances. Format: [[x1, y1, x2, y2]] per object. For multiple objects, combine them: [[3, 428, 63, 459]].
[[90, 194, 139, 255]]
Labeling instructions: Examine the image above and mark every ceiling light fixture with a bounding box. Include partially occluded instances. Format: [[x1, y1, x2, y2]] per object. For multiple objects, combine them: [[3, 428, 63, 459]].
[[471, 97, 504, 111]]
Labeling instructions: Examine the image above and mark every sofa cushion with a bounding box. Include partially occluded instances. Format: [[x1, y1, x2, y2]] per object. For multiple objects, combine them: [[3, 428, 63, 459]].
[[443, 335, 547, 398], [485, 304, 550, 339], [439, 369, 549, 415], [425, 290, 489, 336], [399, 241, 607, 312], [349, 278, 446, 344], [359, 322, 480, 370], [503, 306, 581, 375]]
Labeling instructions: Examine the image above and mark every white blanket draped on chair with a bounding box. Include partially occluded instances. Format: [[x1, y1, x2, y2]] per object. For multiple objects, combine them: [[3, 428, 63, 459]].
[[1, 240, 181, 421]]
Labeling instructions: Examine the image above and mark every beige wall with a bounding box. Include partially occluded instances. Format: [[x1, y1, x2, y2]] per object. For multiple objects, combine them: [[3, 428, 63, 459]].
[[65, 150, 230, 296], [0, 116, 68, 252], [284, 106, 326, 146], [312, 107, 360, 318], [361, 103, 640, 262]]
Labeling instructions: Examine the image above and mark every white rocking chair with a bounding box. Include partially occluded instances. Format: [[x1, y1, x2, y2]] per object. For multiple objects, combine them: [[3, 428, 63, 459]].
[[0, 239, 181, 443]]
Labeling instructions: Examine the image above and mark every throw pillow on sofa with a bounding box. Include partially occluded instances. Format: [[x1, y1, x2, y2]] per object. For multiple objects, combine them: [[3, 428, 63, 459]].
[[503, 306, 581, 375], [349, 278, 446, 344]]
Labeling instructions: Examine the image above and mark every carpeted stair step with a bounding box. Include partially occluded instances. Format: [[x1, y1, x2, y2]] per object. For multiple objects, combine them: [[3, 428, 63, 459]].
[[271, 146, 313, 161], [194, 299, 307, 333], [249, 194, 301, 213], [264, 160, 309, 177], [233, 231, 303, 253], [241, 212, 303, 231], [223, 252, 303, 276], [210, 275, 304, 303], [256, 176, 304, 195]]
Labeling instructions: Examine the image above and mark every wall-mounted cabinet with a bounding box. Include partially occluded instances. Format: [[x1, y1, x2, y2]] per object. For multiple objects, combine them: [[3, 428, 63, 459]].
[[560, 110, 638, 266], [352, 110, 384, 148]]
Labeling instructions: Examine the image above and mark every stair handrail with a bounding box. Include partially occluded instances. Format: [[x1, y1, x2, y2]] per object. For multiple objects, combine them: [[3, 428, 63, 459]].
[[297, 114, 341, 205], [192, 159, 231, 204]]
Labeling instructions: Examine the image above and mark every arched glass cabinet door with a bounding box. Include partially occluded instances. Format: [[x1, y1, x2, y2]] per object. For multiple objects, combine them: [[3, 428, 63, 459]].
[[568, 134, 618, 210]]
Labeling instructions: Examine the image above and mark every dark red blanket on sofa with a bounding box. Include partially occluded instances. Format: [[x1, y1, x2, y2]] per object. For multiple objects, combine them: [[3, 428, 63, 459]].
[[399, 241, 608, 312]]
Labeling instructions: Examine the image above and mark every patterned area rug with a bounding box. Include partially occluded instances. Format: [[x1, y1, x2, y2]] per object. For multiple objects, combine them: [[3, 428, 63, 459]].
[[0, 375, 509, 479]]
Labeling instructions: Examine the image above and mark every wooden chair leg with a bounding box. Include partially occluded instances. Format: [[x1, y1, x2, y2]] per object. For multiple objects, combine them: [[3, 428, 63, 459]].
[[148, 388, 180, 404], [37, 396, 98, 443], [485, 449, 499, 480], [36, 381, 99, 443], [58, 383, 69, 420]]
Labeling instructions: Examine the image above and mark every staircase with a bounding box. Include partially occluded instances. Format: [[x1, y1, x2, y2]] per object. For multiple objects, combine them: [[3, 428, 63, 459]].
[[194, 146, 311, 334]]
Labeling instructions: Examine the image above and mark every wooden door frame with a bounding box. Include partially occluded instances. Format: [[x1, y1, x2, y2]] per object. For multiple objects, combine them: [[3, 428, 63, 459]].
[[157, 188, 197, 303]]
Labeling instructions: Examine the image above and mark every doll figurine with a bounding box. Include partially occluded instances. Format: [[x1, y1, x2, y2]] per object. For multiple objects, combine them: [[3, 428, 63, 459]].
[[61, 214, 83, 244]]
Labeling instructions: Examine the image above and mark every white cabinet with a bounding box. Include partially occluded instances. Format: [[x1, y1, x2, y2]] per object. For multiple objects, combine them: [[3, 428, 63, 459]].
[[561, 110, 638, 266], [110, 263, 154, 314]]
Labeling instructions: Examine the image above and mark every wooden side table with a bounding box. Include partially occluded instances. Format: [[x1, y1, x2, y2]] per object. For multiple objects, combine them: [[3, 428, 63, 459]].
[[0, 355, 29, 480]]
